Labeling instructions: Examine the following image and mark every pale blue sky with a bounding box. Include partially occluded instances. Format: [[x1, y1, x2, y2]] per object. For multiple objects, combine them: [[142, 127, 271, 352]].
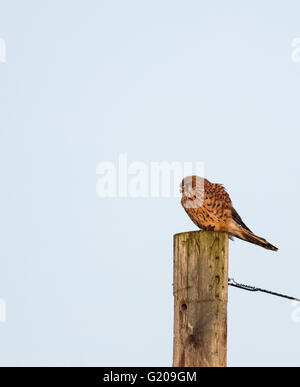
[[1, 0, 300, 366]]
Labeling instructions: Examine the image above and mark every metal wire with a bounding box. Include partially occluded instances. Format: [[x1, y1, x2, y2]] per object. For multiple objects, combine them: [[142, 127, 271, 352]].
[[228, 278, 300, 302]]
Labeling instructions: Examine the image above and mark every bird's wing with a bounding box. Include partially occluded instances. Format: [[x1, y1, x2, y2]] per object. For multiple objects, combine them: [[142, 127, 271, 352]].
[[231, 207, 252, 233], [216, 183, 253, 233], [214, 183, 232, 206]]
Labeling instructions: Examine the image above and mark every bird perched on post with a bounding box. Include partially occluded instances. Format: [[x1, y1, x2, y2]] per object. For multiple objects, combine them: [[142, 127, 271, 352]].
[[180, 176, 278, 251]]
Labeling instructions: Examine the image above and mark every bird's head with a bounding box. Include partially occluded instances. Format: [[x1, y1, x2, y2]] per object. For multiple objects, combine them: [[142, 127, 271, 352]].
[[180, 175, 204, 195], [180, 176, 205, 208]]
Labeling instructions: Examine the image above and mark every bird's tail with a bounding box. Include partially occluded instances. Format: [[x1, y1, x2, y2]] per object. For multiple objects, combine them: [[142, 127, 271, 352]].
[[235, 228, 278, 251]]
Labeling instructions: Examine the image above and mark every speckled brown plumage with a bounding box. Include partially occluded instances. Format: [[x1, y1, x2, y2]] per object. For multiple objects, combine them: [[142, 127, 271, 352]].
[[181, 176, 278, 251]]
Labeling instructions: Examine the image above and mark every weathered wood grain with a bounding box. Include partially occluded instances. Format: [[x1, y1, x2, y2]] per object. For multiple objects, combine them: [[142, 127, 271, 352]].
[[173, 231, 229, 367]]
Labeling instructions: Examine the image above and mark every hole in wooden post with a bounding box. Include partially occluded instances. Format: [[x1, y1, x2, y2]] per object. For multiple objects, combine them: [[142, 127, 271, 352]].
[[181, 303, 187, 311]]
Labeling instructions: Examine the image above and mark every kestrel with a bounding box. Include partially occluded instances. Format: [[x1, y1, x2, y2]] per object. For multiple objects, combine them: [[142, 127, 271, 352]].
[[181, 176, 278, 251]]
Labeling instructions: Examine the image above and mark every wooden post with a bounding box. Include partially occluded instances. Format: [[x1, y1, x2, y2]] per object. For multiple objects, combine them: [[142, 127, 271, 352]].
[[173, 230, 229, 367]]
